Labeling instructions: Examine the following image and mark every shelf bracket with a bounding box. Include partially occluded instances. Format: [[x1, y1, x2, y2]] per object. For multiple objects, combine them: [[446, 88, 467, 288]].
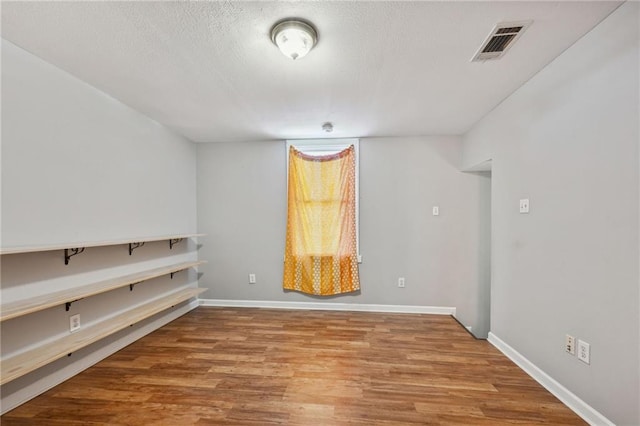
[[128, 242, 145, 255], [169, 238, 184, 250], [65, 298, 83, 311], [170, 269, 185, 279], [64, 248, 85, 265], [129, 281, 142, 291]]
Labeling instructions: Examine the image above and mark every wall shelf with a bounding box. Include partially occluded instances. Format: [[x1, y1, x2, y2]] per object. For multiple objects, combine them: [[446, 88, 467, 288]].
[[0, 232, 206, 388], [0, 287, 206, 385], [0, 233, 205, 256], [0, 260, 206, 322]]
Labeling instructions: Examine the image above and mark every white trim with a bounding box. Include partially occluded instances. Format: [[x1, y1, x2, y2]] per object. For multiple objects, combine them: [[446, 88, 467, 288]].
[[199, 299, 455, 315], [487, 332, 614, 426]]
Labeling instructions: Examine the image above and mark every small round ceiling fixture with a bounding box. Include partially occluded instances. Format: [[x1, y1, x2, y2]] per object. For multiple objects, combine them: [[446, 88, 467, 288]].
[[270, 19, 318, 60], [322, 122, 333, 133]]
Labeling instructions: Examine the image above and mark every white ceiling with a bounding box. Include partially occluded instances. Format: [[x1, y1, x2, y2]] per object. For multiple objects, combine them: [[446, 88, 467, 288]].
[[1, 1, 621, 143]]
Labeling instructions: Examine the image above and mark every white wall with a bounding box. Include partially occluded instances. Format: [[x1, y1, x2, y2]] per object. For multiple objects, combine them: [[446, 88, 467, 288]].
[[197, 136, 488, 332], [1, 40, 196, 247], [0, 39, 199, 413], [462, 3, 639, 424]]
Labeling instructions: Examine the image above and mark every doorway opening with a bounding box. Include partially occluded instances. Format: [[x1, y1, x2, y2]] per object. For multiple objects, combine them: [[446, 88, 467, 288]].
[[464, 159, 492, 339]]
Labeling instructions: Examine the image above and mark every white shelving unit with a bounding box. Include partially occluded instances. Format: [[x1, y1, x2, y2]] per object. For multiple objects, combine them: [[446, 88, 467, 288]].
[[0, 260, 206, 322], [1, 287, 206, 385], [0, 234, 206, 385], [0, 233, 205, 256]]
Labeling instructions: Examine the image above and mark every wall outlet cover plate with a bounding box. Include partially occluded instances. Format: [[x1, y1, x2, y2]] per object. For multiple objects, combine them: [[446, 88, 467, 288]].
[[69, 314, 81, 333], [577, 340, 590, 364]]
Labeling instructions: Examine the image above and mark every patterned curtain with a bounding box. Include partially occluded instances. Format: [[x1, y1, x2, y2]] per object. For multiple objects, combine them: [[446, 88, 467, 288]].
[[283, 145, 360, 296]]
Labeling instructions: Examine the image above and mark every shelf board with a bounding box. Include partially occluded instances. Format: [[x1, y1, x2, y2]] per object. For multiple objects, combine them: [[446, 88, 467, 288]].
[[0, 287, 206, 385], [0, 260, 206, 322], [0, 233, 206, 255]]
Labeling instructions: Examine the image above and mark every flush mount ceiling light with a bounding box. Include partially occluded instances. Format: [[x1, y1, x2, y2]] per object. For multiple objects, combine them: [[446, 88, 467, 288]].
[[322, 122, 333, 133], [270, 19, 318, 60]]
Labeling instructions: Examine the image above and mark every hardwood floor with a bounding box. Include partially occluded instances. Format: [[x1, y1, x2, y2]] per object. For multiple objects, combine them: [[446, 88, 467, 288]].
[[2, 307, 586, 425]]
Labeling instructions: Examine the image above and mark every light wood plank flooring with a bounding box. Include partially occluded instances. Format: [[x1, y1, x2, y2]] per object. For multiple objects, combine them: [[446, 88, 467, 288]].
[[2, 307, 586, 425]]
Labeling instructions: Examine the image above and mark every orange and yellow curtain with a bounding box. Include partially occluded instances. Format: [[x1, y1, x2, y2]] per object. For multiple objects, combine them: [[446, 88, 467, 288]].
[[283, 145, 360, 296]]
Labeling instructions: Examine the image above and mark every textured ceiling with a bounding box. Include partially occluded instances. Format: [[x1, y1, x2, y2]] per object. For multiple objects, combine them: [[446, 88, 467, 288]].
[[1, 1, 621, 143]]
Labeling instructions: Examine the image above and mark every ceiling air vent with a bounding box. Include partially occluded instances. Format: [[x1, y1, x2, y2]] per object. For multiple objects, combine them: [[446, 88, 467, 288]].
[[471, 21, 532, 61]]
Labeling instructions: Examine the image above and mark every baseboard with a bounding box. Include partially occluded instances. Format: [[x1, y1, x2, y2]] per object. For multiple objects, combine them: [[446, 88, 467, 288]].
[[487, 332, 614, 426], [0, 299, 199, 415], [199, 298, 456, 315]]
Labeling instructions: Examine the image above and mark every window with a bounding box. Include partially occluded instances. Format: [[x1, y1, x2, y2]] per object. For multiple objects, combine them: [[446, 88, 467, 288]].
[[283, 139, 360, 296], [286, 139, 359, 255]]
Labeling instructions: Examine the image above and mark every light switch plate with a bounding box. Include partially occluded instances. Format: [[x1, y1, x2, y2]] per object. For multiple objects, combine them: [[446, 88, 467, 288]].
[[519, 198, 530, 213], [565, 334, 575, 355]]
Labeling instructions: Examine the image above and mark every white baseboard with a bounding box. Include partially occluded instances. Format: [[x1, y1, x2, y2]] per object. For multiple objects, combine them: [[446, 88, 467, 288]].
[[487, 332, 614, 426], [0, 300, 199, 415], [199, 298, 456, 315]]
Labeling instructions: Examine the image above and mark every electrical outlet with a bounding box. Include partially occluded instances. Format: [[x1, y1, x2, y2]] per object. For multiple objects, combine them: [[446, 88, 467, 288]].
[[249, 273, 256, 284], [565, 334, 575, 355], [398, 277, 405, 288], [69, 314, 81, 333], [519, 198, 530, 213], [577, 340, 590, 364]]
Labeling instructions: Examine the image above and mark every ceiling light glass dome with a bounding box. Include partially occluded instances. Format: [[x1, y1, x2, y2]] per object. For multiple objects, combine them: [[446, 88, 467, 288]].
[[271, 19, 318, 60]]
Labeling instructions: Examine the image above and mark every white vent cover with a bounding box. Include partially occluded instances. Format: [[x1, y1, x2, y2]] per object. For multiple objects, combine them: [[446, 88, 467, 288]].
[[471, 21, 532, 61]]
